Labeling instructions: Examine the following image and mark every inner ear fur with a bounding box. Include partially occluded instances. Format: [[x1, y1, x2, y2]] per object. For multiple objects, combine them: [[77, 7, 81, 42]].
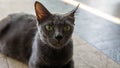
[[34, 1, 51, 23]]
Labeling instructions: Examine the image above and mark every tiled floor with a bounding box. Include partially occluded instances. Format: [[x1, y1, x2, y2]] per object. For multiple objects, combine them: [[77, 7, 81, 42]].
[[0, 0, 120, 68], [62, 0, 120, 64], [0, 34, 120, 68], [73, 34, 120, 68]]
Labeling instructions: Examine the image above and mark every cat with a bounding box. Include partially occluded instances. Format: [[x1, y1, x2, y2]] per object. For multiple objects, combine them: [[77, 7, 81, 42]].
[[0, 1, 79, 68]]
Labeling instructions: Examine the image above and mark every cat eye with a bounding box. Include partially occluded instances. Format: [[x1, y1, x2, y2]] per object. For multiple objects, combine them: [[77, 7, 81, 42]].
[[45, 25, 53, 31], [64, 25, 71, 31]]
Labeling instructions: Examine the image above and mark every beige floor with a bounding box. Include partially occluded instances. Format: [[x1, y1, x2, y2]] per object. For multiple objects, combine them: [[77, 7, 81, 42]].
[[0, 34, 120, 68], [0, 0, 120, 68]]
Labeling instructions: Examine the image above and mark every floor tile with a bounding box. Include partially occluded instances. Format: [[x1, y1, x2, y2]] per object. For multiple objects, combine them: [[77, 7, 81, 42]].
[[73, 34, 120, 68], [7, 57, 27, 68], [0, 53, 4, 58], [0, 58, 8, 68], [107, 58, 120, 68]]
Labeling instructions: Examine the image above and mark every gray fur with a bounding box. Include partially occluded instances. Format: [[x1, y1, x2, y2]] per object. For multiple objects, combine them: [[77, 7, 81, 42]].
[[0, 1, 78, 68]]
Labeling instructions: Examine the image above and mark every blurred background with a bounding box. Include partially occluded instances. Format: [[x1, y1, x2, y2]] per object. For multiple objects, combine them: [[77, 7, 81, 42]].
[[0, 0, 120, 67]]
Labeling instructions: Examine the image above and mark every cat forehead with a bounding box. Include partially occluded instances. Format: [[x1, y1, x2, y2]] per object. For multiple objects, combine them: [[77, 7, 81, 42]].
[[46, 14, 74, 25], [52, 14, 65, 20]]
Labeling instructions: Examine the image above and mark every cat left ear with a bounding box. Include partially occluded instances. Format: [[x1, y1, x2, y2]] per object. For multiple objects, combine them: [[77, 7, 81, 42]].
[[34, 1, 51, 23], [65, 4, 79, 17]]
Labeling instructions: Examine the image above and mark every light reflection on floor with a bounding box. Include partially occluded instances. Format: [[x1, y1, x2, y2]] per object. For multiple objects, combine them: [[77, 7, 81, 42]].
[[62, 0, 120, 24], [62, 0, 120, 64], [0, 0, 120, 65]]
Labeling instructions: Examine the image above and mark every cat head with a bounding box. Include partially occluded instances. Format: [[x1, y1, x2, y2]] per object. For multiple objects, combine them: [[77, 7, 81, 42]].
[[34, 1, 79, 49]]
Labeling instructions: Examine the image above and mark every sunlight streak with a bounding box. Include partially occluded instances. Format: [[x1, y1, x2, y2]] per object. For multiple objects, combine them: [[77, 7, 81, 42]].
[[62, 0, 120, 24]]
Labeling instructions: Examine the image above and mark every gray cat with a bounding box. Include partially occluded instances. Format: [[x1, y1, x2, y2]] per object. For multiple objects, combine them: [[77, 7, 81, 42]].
[[0, 1, 79, 68]]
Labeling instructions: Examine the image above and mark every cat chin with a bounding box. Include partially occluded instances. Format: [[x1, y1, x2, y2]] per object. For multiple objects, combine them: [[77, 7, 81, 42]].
[[47, 40, 71, 49], [51, 45, 66, 49], [48, 42, 66, 49]]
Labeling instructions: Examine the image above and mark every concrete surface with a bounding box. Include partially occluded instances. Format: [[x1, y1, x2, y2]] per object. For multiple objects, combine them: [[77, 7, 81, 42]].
[[0, 0, 120, 68]]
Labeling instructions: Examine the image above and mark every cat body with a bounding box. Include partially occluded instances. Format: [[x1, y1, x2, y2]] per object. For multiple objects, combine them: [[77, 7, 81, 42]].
[[0, 13, 36, 63], [0, 1, 79, 68]]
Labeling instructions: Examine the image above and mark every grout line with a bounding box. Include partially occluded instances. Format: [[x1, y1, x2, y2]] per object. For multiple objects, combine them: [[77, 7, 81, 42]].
[[73, 33, 87, 44], [106, 57, 108, 68], [75, 57, 94, 68], [62, 0, 120, 24], [5, 57, 10, 68], [73, 33, 120, 65]]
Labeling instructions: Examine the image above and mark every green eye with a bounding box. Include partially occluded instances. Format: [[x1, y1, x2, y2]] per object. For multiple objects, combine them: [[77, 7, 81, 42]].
[[64, 25, 71, 31], [45, 25, 53, 31]]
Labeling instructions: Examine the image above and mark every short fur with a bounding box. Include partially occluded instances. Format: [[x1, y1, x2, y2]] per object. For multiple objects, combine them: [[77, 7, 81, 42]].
[[0, 1, 79, 68]]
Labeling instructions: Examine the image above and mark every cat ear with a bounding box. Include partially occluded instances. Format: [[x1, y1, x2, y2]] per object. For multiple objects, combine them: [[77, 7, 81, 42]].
[[65, 4, 79, 17], [34, 1, 51, 23]]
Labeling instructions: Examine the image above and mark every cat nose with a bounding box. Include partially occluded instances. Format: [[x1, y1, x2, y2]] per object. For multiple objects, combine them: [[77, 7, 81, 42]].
[[55, 35, 63, 41]]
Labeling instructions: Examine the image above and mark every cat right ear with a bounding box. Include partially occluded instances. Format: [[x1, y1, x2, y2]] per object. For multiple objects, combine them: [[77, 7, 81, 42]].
[[34, 1, 51, 23]]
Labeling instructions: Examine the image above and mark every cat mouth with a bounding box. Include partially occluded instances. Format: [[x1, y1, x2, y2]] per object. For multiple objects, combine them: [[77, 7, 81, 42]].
[[49, 42, 66, 49], [52, 42, 63, 47], [48, 40, 65, 48], [53, 43, 61, 46], [56, 43, 62, 46]]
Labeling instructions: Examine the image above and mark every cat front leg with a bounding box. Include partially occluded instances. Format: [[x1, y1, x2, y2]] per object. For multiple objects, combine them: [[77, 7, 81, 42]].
[[29, 56, 46, 68], [29, 64, 39, 68], [29, 61, 38, 68], [29, 62, 49, 68], [63, 60, 74, 68], [29, 61, 42, 68], [28, 55, 40, 68], [29, 64, 46, 68]]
